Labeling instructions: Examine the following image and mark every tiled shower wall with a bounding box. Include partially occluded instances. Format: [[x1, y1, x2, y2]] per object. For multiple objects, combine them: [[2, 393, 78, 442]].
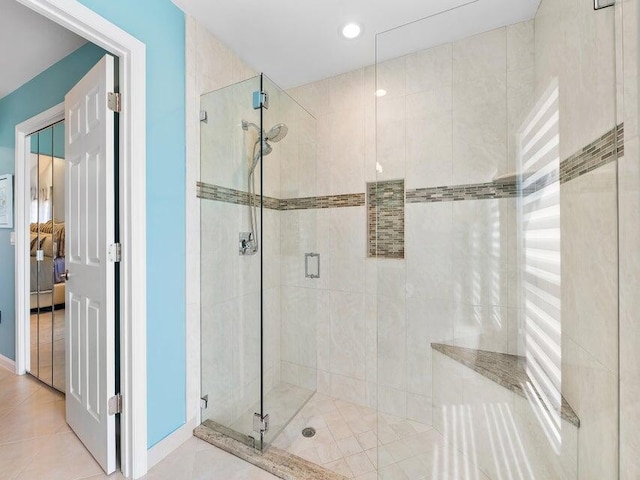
[[287, 21, 536, 419], [289, 9, 625, 479], [535, 0, 620, 478], [618, 0, 640, 477], [186, 8, 640, 477]]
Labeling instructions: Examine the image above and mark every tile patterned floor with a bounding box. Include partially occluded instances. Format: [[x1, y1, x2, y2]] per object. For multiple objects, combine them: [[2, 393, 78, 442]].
[[271, 392, 490, 480], [0, 366, 278, 480], [227, 383, 315, 446], [1, 365, 489, 480]]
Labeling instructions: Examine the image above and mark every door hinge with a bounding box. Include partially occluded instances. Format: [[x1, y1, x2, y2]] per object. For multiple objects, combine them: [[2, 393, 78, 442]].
[[108, 394, 122, 415], [252, 90, 269, 110], [108, 243, 122, 262], [200, 395, 208, 410], [108, 92, 122, 112], [199, 110, 208, 122], [253, 413, 270, 435]]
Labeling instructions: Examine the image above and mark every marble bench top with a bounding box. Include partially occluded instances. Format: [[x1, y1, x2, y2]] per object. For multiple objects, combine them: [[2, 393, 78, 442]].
[[431, 343, 580, 428]]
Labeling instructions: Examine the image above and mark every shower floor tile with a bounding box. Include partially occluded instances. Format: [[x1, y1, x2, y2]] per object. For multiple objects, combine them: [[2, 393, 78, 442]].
[[272, 393, 490, 480]]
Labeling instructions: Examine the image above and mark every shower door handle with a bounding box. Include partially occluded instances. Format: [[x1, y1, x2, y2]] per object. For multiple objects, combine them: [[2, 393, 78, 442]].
[[305, 253, 320, 279]]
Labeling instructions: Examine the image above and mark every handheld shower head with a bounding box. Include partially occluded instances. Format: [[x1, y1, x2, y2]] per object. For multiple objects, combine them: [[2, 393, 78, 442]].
[[265, 123, 288, 143]]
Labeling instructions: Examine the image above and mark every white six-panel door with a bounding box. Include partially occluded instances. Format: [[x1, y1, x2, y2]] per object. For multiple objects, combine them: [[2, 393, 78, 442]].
[[64, 54, 116, 474]]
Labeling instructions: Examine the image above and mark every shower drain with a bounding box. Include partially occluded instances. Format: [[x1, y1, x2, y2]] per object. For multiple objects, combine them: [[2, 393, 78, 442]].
[[301, 427, 316, 438]]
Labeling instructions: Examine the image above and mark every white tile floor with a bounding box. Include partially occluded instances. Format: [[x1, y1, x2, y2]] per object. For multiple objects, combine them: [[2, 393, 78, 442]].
[[225, 383, 315, 446], [0, 366, 278, 480], [1, 365, 490, 480], [271, 392, 490, 480]]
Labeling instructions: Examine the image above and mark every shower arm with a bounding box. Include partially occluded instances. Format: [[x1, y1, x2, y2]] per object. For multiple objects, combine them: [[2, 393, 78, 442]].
[[242, 120, 261, 134]]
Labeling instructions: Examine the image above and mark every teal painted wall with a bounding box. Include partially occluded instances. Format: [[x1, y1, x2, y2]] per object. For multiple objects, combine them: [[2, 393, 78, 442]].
[[75, 0, 187, 448], [30, 123, 65, 158], [0, 42, 107, 361]]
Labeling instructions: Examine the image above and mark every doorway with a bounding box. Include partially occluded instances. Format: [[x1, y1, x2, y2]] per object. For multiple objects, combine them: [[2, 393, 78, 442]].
[[15, 51, 120, 473], [11, 0, 148, 477]]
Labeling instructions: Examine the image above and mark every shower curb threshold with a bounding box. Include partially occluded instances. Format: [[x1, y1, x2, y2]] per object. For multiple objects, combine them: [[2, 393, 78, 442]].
[[194, 423, 349, 480]]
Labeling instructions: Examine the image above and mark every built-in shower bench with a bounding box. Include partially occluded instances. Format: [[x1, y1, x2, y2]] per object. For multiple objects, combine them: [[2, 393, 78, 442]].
[[431, 343, 580, 428], [431, 343, 581, 478]]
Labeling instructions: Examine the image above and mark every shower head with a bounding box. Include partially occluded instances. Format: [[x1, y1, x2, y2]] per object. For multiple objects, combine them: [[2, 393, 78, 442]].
[[265, 123, 288, 143]]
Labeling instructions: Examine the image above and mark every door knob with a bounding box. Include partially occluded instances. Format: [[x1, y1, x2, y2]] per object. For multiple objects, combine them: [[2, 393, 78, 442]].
[[60, 270, 70, 281]]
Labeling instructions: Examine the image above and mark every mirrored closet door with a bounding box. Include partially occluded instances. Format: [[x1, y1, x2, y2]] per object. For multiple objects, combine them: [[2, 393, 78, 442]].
[[28, 121, 66, 393]]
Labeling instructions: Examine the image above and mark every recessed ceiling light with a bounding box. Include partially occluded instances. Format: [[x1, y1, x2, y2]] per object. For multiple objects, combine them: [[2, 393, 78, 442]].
[[341, 22, 362, 39], [375, 89, 387, 97]]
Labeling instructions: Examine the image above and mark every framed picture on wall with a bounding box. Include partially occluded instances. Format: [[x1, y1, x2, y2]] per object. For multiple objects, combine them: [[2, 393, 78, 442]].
[[0, 174, 14, 229]]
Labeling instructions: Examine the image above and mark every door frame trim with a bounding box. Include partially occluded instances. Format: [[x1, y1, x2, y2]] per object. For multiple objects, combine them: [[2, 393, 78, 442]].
[[13, 1, 147, 477]]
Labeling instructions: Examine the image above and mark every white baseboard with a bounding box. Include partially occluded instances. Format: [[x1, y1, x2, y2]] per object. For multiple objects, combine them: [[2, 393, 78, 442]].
[[0, 354, 16, 373], [147, 416, 199, 469]]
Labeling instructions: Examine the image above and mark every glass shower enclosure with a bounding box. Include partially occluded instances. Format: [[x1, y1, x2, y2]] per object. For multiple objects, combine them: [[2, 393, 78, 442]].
[[374, 1, 621, 478], [199, 73, 318, 450]]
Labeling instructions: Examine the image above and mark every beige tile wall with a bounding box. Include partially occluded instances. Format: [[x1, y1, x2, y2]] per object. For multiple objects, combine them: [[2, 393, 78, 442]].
[[617, 0, 640, 478], [287, 22, 535, 422], [535, 0, 620, 478]]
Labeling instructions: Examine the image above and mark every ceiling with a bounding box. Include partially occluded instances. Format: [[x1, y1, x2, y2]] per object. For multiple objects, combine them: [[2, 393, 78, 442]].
[[173, 0, 541, 89], [0, 0, 87, 100]]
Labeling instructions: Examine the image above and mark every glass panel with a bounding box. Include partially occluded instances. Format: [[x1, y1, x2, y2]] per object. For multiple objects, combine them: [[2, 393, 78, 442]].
[[260, 74, 318, 448], [200, 76, 263, 446], [28, 133, 39, 379], [37, 127, 54, 388], [52, 121, 66, 393], [375, 2, 619, 479], [28, 122, 66, 391]]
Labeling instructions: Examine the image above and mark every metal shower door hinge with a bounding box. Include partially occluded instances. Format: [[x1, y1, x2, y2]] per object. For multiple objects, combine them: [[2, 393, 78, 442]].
[[200, 395, 209, 410], [594, 0, 615, 9], [253, 413, 269, 434], [108, 92, 121, 112], [253, 90, 269, 110], [108, 394, 122, 415], [108, 243, 122, 262]]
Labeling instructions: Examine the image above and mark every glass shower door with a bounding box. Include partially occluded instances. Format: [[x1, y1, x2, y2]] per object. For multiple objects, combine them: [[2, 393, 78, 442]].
[[374, 2, 620, 479], [200, 73, 318, 451], [260, 74, 318, 449], [200, 75, 264, 446]]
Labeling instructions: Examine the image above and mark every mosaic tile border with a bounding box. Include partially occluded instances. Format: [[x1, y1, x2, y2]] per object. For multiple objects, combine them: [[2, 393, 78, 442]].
[[198, 124, 623, 209], [197, 182, 364, 211], [405, 180, 518, 204], [280, 193, 365, 210], [196, 182, 281, 210], [406, 123, 623, 203], [560, 123, 623, 184], [367, 180, 405, 259]]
